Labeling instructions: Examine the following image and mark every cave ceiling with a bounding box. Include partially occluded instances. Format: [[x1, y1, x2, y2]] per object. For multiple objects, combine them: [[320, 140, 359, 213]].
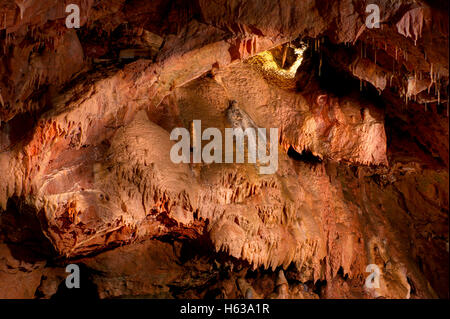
[[0, 0, 448, 300]]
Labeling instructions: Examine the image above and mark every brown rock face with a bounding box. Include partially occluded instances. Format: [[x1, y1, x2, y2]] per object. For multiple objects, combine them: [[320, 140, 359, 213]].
[[0, 0, 448, 299]]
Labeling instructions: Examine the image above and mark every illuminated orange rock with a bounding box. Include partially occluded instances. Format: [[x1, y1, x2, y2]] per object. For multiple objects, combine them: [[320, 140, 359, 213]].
[[0, 0, 447, 299]]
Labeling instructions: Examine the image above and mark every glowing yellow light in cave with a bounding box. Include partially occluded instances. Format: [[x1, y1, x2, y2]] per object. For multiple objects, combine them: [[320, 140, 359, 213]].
[[249, 45, 306, 80]]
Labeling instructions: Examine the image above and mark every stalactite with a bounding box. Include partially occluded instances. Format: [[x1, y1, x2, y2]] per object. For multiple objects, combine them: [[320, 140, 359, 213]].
[[428, 63, 434, 94], [414, 70, 417, 99], [0, 90, 4, 108], [281, 44, 288, 68], [319, 53, 322, 77], [392, 58, 396, 81], [436, 79, 440, 105]]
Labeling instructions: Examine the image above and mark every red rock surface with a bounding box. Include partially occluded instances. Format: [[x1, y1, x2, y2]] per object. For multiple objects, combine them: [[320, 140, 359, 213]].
[[0, 0, 448, 299]]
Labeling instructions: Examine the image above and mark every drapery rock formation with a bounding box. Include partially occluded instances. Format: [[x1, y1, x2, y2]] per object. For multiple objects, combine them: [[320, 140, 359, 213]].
[[0, 0, 448, 299]]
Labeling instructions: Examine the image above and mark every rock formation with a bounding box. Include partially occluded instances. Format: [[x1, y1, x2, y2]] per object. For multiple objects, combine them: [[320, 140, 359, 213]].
[[0, 0, 448, 299]]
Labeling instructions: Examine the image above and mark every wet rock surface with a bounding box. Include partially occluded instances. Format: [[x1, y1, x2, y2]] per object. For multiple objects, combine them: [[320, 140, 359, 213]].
[[0, 0, 448, 299]]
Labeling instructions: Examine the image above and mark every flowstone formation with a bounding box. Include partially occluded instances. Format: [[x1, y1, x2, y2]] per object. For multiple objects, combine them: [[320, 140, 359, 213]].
[[0, 0, 448, 299]]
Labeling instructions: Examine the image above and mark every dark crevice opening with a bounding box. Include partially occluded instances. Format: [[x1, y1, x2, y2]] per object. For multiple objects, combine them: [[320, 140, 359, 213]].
[[287, 146, 323, 164], [313, 279, 327, 297], [0, 197, 57, 262], [406, 276, 416, 297], [337, 266, 349, 280]]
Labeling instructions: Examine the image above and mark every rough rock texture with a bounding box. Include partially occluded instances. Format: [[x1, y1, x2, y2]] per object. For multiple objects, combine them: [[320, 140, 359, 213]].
[[0, 0, 448, 299]]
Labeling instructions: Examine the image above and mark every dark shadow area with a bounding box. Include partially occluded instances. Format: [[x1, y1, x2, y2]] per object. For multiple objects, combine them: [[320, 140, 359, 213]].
[[0, 197, 57, 263], [385, 115, 446, 168], [337, 266, 349, 280], [287, 146, 323, 164], [313, 279, 327, 297], [51, 263, 100, 300]]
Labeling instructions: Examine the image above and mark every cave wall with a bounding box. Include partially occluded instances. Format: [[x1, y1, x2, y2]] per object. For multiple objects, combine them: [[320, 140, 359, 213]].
[[0, 0, 448, 299]]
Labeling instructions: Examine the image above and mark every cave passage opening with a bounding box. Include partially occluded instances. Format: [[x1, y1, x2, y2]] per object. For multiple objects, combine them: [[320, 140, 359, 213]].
[[246, 41, 308, 87]]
